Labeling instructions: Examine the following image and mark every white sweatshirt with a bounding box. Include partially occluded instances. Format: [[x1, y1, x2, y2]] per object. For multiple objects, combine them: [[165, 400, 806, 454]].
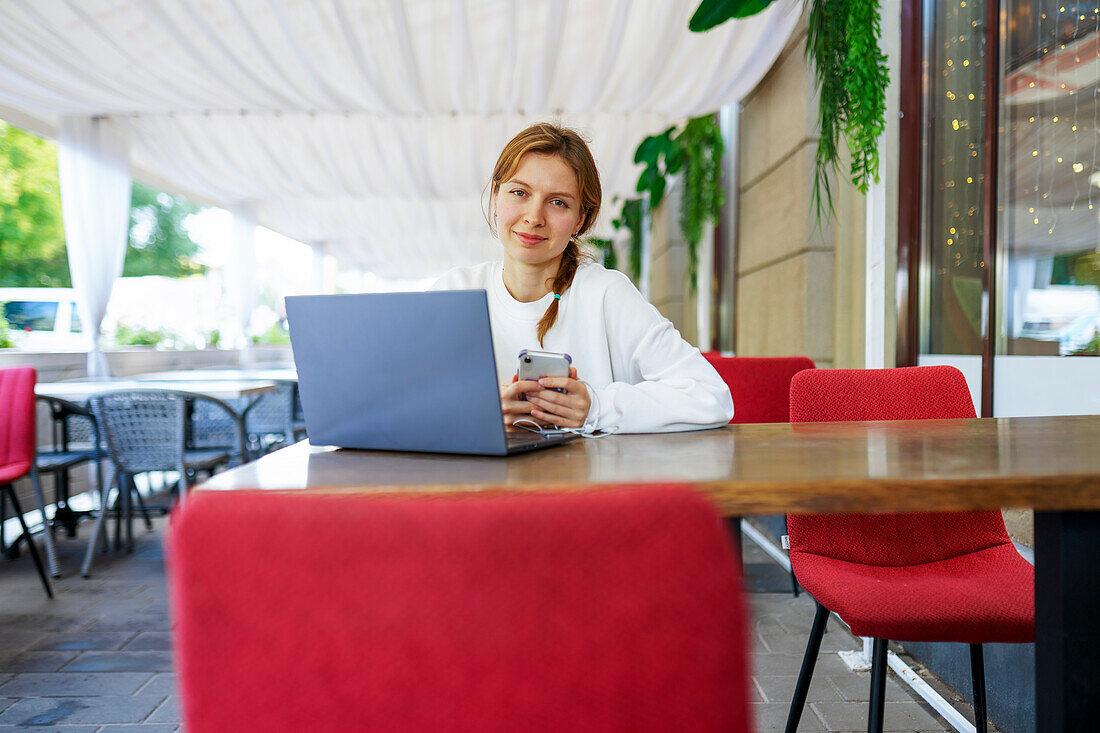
[[432, 260, 734, 434]]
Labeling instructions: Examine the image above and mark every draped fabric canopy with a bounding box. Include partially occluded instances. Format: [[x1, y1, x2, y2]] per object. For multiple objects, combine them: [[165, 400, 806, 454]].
[[0, 0, 801, 278]]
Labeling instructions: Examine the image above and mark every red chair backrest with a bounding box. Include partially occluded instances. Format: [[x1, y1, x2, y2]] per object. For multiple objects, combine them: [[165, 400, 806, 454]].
[[0, 366, 37, 481], [170, 486, 753, 733], [787, 366, 1011, 567], [703, 355, 816, 424]]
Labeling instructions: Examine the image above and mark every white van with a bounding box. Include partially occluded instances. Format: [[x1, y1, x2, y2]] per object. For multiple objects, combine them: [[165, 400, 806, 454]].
[[0, 288, 92, 351]]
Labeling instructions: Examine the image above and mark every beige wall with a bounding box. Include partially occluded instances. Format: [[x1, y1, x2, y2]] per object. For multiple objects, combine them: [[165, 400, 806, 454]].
[[734, 19, 866, 369], [648, 182, 699, 346]]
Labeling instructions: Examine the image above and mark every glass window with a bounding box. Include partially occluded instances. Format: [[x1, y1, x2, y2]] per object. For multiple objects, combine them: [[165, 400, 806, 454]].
[[922, 0, 990, 355], [2, 301, 59, 332], [70, 302, 82, 333], [999, 1, 1100, 356]]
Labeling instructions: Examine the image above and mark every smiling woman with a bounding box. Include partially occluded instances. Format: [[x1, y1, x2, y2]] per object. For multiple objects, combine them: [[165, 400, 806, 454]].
[[432, 122, 734, 435]]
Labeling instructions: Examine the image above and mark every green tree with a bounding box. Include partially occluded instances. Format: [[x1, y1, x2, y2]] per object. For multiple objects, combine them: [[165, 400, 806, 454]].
[[1, 120, 207, 286], [0, 121, 70, 286], [124, 181, 206, 278]]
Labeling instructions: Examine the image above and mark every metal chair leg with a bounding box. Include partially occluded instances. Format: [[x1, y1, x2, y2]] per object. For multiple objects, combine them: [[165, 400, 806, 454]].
[[82, 467, 118, 577], [785, 601, 830, 732], [726, 516, 743, 575], [124, 475, 136, 552], [132, 478, 153, 529], [3, 486, 52, 598], [29, 466, 60, 577], [970, 644, 988, 733], [868, 638, 888, 733]]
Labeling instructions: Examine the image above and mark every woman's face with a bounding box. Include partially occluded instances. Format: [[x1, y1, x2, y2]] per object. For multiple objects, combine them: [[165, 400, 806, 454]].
[[494, 152, 584, 272]]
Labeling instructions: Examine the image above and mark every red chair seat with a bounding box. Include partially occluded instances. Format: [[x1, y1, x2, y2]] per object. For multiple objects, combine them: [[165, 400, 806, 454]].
[[792, 542, 1034, 643], [0, 460, 33, 484], [170, 486, 753, 733]]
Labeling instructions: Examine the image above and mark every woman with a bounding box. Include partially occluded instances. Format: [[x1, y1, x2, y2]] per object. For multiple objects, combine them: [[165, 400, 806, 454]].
[[433, 122, 733, 434]]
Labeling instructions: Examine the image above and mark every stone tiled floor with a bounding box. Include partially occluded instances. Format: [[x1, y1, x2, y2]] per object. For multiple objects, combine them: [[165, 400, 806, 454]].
[[1, 505, 985, 732]]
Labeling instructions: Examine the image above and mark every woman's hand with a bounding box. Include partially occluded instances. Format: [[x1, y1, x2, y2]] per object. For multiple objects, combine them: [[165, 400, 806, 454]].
[[524, 366, 591, 429], [500, 375, 546, 431]]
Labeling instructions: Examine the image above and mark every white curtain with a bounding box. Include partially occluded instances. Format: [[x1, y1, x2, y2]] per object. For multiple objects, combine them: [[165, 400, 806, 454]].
[[57, 116, 131, 378], [0, 0, 803, 278]]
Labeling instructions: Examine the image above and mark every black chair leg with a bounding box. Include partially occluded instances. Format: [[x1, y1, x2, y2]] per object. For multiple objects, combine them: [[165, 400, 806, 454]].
[[970, 644, 988, 733], [785, 601, 830, 732], [2, 486, 53, 598], [726, 516, 743, 575], [132, 478, 153, 530], [868, 638, 888, 733]]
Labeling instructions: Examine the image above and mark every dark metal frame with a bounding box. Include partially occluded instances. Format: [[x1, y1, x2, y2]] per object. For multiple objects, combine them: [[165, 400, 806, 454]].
[[898, 0, 1002, 416]]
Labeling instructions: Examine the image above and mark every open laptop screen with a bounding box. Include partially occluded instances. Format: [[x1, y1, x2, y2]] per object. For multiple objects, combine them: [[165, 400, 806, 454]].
[[287, 290, 511, 455]]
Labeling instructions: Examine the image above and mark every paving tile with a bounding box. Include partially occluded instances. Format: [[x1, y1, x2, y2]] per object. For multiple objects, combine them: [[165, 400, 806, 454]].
[[60, 651, 173, 673], [753, 701, 825, 731], [97, 725, 178, 733], [825, 670, 912, 703], [0, 672, 151, 697], [0, 725, 98, 732], [812, 700, 944, 731], [0, 651, 78, 673], [0, 615, 85, 633], [135, 673, 177, 697], [146, 695, 179, 724], [0, 696, 164, 726], [754, 674, 842, 705], [82, 614, 171, 633], [0, 699, 11, 715], [751, 651, 853, 677], [30, 632, 134, 652], [121, 632, 172, 651], [0, 630, 45, 653]]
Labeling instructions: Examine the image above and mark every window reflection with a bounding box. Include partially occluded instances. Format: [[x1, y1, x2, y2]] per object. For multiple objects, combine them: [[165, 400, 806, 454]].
[[1001, 1, 1100, 355], [924, 0, 989, 355]]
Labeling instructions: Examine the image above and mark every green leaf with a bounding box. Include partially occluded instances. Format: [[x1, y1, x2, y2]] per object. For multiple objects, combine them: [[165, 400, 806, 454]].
[[666, 145, 684, 174], [689, 0, 779, 32], [650, 176, 667, 211], [633, 135, 662, 165]]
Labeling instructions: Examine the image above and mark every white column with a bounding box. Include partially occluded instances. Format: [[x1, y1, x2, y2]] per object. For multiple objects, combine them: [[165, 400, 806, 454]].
[[228, 209, 258, 366], [865, 175, 887, 369], [58, 116, 132, 378], [696, 227, 714, 351]]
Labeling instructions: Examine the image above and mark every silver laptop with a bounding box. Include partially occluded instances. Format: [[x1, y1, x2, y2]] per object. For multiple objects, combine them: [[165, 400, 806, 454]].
[[285, 290, 579, 456]]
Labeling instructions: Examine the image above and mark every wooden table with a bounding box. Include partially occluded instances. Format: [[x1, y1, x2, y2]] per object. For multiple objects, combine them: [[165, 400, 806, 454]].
[[201, 415, 1100, 732]]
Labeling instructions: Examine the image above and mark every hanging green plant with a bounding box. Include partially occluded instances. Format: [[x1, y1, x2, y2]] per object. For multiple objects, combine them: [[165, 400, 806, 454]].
[[627, 114, 724, 291], [689, 0, 780, 30], [632, 126, 680, 210], [675, 115, 725, 288], [611, 197, 645, 283], [589, 236, 618, 272], [690, 0, 889, 222]]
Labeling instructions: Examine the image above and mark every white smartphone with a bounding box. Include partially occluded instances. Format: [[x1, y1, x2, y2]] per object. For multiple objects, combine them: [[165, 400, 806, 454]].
[[517, 350, 572, 388]]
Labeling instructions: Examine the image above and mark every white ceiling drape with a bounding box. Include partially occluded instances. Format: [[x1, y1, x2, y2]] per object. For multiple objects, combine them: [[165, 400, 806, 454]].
[[57, 116, 132, 376], [0, 0, 803, 278]]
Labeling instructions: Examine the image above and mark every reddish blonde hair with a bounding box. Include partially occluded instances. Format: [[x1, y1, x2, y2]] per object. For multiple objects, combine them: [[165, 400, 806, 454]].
[[489, 123, 603, 345]]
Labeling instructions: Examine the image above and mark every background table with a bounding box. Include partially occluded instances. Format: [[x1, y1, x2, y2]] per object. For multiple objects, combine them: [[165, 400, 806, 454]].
[[134, 368, 297, 383], [201, 415, 1100, 732], [36, 379, 276, 403]]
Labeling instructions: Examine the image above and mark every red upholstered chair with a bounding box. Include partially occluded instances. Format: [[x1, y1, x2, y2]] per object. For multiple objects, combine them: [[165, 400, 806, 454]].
[[0, 367, 58, 597], [784, 366, 1034, 733], [703, 354, 816, 593], [703, 354, 816, 425], [170, 486, 753, 733]]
